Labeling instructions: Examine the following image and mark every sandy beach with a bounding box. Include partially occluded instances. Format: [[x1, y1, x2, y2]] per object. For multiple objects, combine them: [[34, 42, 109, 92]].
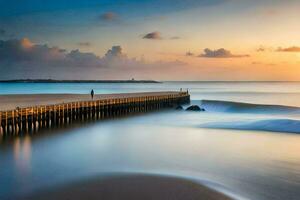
[[0, 92, 182, 111], [18, 174, 232, 200]]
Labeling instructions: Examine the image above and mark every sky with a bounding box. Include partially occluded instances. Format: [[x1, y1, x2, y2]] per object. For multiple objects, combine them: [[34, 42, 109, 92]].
[[0, 0, 300, 81]]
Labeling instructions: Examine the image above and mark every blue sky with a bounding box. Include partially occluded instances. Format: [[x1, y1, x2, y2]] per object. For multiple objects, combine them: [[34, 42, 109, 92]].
[[0, 0, 226, 16]]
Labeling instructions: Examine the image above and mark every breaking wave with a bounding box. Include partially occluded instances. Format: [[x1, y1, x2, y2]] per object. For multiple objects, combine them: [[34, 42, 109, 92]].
[[200, 100, 300, 114], [195, 100, 300, 133]]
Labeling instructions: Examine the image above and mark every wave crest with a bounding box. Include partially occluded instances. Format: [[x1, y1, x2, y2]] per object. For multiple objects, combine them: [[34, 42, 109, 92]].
[[200, 100, 300, 114]]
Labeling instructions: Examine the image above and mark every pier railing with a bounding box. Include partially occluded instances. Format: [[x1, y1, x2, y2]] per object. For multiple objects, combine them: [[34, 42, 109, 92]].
[[0, 92, 190, 135]]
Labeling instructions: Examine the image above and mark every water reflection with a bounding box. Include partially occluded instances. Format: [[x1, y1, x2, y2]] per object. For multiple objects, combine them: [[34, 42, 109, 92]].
[[13, 136, 32, 175]]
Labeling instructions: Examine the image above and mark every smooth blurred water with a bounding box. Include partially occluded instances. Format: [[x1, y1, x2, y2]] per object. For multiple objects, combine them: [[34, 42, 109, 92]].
[[1, 82, 300, 200]]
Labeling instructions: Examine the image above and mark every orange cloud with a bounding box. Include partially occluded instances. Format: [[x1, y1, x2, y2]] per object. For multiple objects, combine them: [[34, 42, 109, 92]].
[[21, 38, 33, 49], [277, 46, 300, 52], [199, 48, 249, 58]]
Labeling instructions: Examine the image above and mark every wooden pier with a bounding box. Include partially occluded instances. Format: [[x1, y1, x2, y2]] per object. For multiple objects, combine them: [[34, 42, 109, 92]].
[[0, 91, 190, 135]]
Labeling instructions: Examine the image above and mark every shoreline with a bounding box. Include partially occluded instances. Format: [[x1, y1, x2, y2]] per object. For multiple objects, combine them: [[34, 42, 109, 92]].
[[17, 173, 232, 200]]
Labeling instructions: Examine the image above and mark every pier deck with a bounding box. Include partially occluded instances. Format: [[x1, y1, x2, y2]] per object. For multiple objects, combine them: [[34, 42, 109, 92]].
[[0, 91, 190, 135], [0, 92, 187, 111]]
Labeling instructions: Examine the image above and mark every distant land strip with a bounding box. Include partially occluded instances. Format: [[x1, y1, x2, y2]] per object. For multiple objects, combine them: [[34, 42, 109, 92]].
[[0, 79, 161, 83]]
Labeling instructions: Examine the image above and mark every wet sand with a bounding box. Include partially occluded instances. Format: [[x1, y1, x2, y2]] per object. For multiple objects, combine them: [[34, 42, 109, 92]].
[[18, 174, 232, 200], [0, 92, 182, 111]]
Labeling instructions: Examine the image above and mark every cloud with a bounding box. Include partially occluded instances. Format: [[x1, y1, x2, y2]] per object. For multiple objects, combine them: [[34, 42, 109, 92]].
[[66, 49, 102, 67], [256, 46, 300, 53], [0, 38, 186, 80], [0, 38, 67, 62], [256, 46, 274, 52], [0, 38, 102, 72], [100, 12, 118, 21], [78, 42, 91, 47], [186, 51, 194, 56], [277, 46, 300, 52], [142, 32, 180, 40], [199, 48, 249, 58], [143, 31, 162, 40], [256, 47, 265, 52], [104, 46, 125, 59]]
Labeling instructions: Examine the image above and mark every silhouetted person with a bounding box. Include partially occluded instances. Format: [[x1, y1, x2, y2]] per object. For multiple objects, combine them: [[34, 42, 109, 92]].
[[91, 89, 94, 100]]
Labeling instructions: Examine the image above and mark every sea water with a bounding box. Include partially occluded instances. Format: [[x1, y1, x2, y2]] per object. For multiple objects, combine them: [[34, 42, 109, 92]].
[[0, 82, 300, 200]]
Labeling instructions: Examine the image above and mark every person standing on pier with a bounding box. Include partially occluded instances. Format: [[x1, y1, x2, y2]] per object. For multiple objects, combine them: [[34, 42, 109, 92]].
[[91, 89, 94, 100]]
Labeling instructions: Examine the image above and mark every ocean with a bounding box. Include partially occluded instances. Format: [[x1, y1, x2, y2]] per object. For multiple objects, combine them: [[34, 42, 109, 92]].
[[0, 82, 300, 200]]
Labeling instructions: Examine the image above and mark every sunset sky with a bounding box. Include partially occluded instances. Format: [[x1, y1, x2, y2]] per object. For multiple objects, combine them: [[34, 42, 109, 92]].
[[0, 0, 300, 80]]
